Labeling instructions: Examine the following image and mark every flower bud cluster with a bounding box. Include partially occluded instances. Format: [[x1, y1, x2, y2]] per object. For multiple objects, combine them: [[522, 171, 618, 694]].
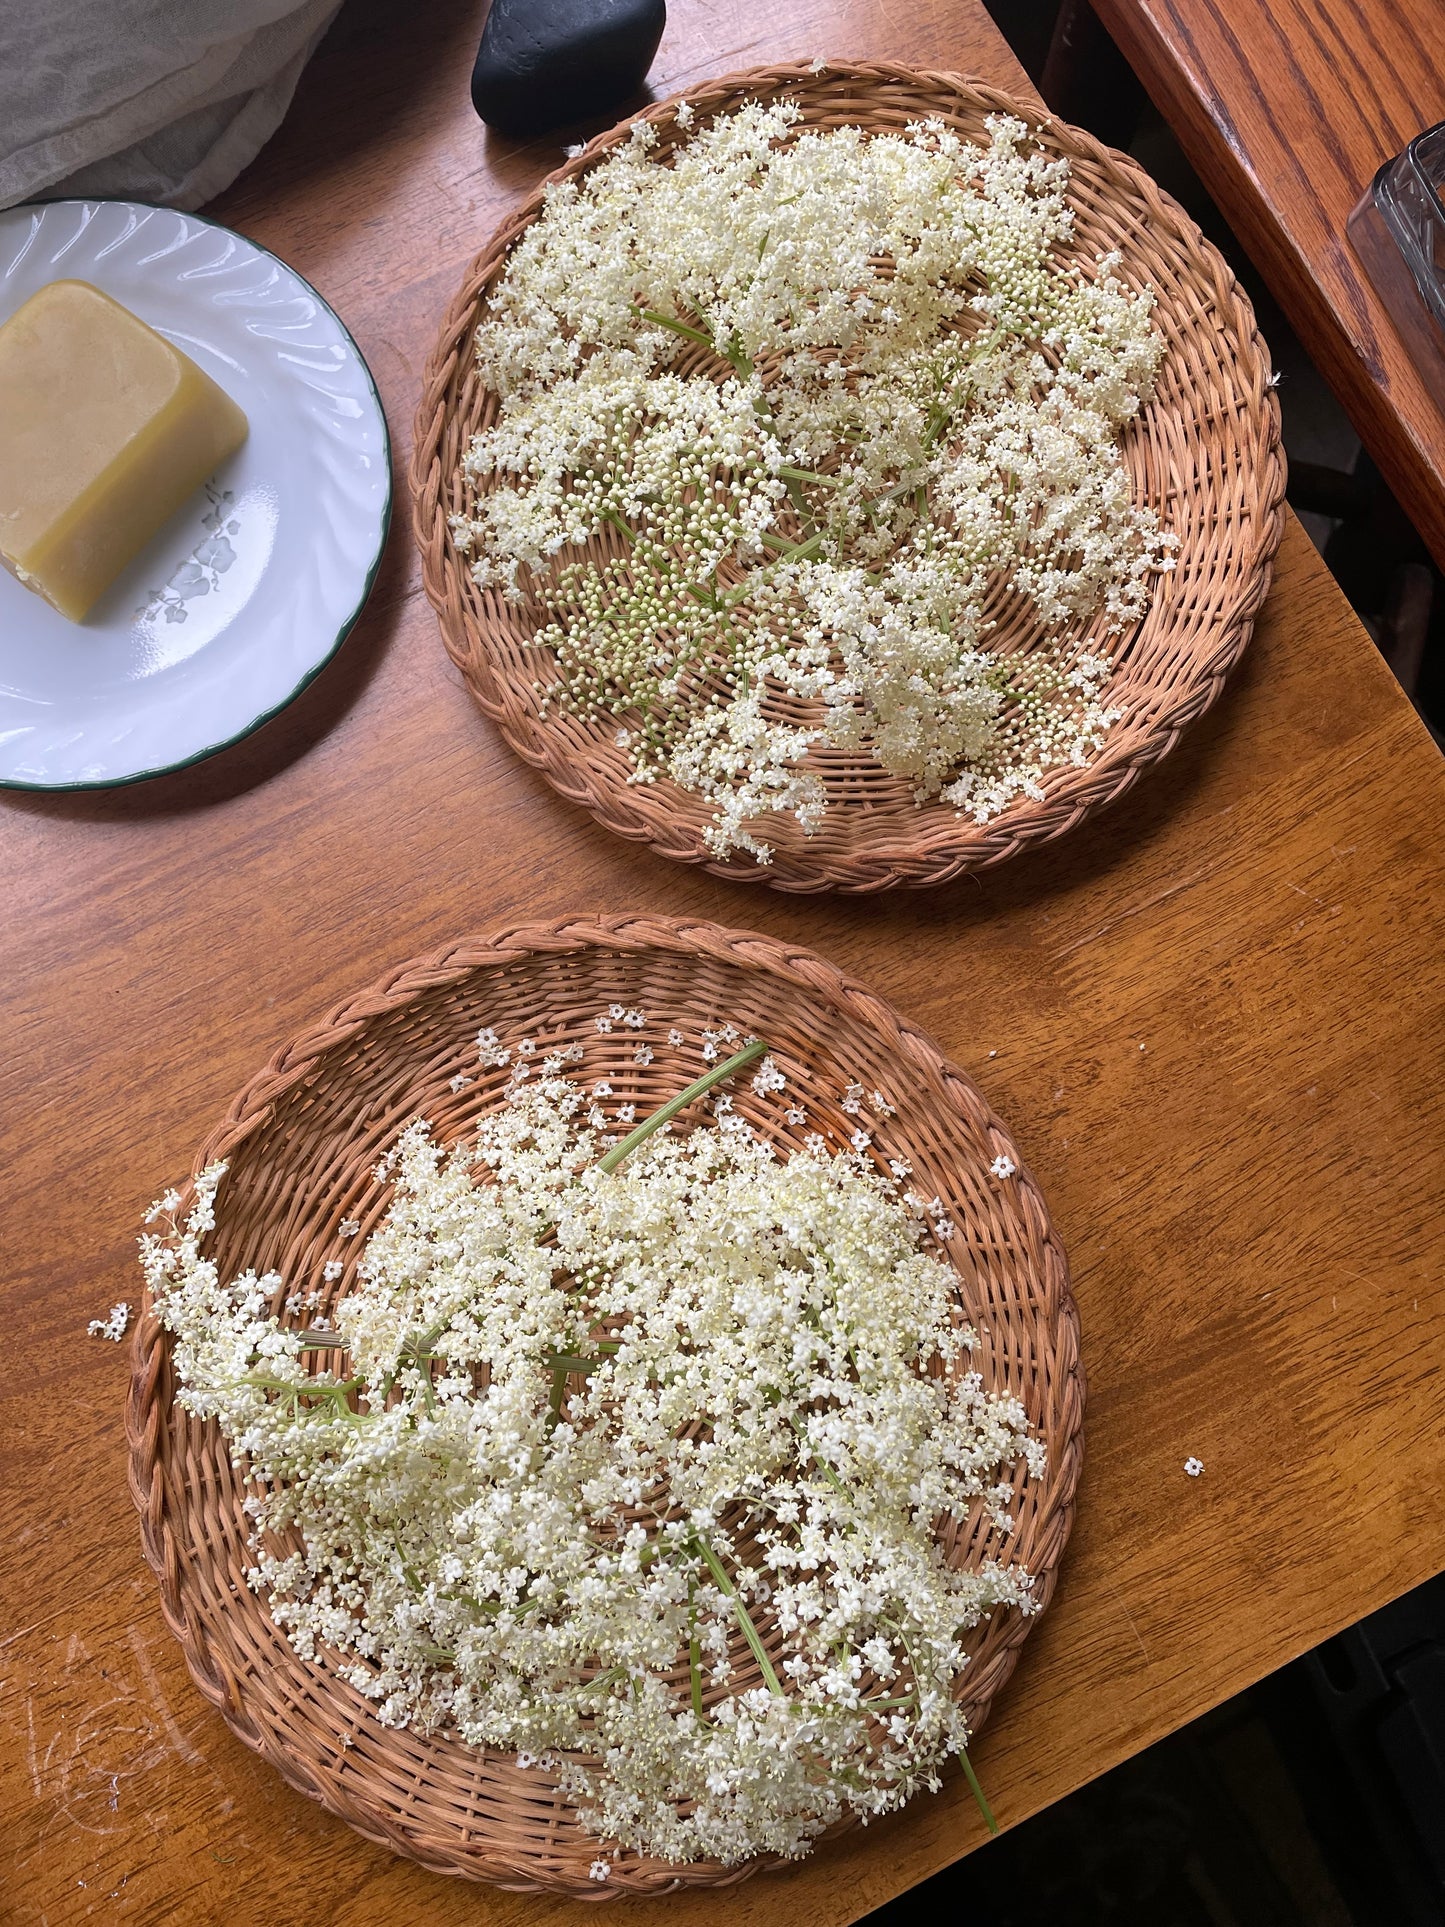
[[452, 107, 1173, 858]]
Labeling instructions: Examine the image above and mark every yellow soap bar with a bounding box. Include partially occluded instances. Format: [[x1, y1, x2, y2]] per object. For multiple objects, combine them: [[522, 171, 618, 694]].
[[0, 280, 248, 621]]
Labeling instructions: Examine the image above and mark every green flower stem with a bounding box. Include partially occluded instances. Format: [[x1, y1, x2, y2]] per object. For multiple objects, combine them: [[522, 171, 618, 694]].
[[959, 1745, 999, 1836], [544, 1351, 605, 1375], [693, 1534, 786, 1698], [636, 307, 716, 347], [778, 465, 845, 488], [688, 1588, 706, 1722], [597, 1039, 767, 1174], [759, 529, 825, 562], [231, 1373, 363, 1397]]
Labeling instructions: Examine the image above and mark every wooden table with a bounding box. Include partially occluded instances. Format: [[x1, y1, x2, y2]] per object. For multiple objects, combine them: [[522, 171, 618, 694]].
[[4, 3, 1445, 1922], [1088, 0, 1445, 569]]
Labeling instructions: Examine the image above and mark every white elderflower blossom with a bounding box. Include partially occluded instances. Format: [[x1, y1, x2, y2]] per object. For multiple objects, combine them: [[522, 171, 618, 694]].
[[88, 1302, 130, 1341], [750, 1055, 787, 1096], [989, 1154, 1016, 1180], [143, 1188, 182, 1225], [145, 1070, 1043, 1869], [477, 1027, 510, 1067], [454, 107, 1171, 859]]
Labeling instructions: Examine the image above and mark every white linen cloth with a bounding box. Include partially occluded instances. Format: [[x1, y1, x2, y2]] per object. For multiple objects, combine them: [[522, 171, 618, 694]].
[[0, 0, 344, 212]]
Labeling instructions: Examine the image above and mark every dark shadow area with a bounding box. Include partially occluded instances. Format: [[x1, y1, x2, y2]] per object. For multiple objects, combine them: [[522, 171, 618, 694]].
[[222, 0, 489, 218], [864, 1572, 1445, 1927]]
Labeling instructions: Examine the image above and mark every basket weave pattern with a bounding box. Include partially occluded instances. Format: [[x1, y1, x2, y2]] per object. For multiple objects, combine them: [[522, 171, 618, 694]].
[[411, 61, 1285, 894], [126, 917, 1082, 1897]]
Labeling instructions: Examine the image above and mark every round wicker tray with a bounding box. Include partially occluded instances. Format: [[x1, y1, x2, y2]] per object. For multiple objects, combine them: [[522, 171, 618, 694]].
[[412, 60, 1285, 894], [125, 917, 1082, 1897]]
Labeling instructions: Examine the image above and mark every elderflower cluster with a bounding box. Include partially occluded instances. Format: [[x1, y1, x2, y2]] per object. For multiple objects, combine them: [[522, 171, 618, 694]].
[[143, 1068, 1043, 1866], [452, 103, 1173, 861]]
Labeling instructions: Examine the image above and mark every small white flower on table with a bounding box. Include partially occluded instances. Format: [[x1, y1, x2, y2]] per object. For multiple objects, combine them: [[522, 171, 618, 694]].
[[87, 1303, 130, 1342], [1184, 1456, 1204, 1478]]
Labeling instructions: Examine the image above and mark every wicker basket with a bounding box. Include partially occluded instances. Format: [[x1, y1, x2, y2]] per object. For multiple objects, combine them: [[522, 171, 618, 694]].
[[411, 61, 1284, 894], [126, 917, 1081, 1897]]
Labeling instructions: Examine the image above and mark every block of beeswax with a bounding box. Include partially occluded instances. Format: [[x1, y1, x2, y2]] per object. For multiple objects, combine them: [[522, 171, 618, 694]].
[[0, 280, 248, 621]]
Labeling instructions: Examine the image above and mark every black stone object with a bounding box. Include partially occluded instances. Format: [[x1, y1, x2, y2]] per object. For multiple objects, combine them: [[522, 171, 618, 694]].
[[471, 0, 666, 140]]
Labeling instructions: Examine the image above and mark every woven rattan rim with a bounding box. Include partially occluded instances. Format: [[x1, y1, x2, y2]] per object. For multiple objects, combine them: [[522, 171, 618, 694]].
[[125, 916, 1082, 1896], [411, 60, 1285, 894]]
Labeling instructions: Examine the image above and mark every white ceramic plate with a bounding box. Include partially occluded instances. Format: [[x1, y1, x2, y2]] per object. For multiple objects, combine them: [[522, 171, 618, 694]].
[[0, 200, 391, 788]]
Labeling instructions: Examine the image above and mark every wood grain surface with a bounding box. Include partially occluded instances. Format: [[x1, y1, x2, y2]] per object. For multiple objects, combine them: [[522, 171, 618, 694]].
[[1089, 0, 1445, 567], [3, 2, 1444, 1924]]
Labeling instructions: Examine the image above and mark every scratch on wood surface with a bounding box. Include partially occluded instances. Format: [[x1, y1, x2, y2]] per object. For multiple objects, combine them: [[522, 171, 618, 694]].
[[25, 1693, 41, 1799], [1053, 864, 1221, 960], [125, 1625, 204, 1768], [1099, 1574, 1150, 1665]]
